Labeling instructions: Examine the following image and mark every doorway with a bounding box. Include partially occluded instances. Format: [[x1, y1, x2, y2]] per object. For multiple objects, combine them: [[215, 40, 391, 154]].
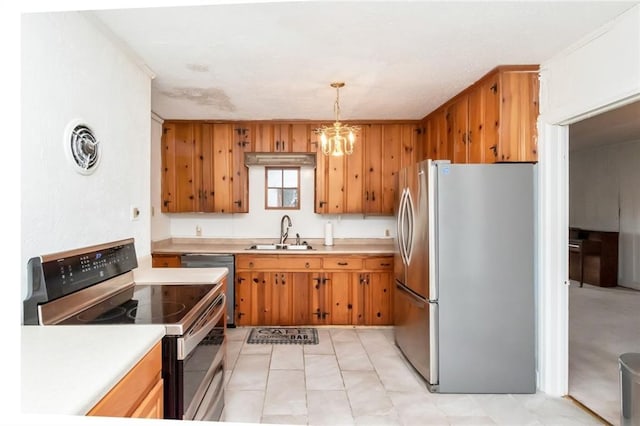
[[567, 100, 640, 425]]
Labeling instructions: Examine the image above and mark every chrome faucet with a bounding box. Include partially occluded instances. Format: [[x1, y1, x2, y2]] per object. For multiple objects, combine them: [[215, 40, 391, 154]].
[[280, 215, 292, 244]]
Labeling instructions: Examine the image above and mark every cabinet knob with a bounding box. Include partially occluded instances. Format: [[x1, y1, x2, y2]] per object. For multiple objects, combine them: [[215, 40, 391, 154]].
[[249, 262, 254, 268], [305, 262, 310, 269]]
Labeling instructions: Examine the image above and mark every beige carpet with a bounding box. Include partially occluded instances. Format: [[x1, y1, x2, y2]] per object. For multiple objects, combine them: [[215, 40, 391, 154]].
[[569, 281, 640, 425]]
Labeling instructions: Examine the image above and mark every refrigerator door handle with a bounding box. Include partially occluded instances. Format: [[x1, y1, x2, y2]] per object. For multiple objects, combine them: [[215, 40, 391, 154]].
[[397, 188, 407, 264], [395, 282, 425, 308], [404, 189, 415, 264]]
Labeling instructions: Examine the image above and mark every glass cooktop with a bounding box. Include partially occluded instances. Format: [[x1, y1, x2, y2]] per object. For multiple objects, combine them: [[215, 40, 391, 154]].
[[59, 284, 217, 326]]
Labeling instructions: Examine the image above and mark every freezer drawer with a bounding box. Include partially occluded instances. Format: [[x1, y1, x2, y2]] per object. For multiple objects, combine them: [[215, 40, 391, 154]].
[[394, 282, 438, 388]]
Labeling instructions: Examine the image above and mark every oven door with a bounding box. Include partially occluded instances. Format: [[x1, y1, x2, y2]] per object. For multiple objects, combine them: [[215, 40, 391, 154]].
[[164, 292, 226, 421]]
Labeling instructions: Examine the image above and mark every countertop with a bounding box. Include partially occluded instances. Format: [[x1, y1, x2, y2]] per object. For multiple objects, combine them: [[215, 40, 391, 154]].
[[21, 325, 166, 416], [152, 237, 396, 255], [134, 256, 229, 283]]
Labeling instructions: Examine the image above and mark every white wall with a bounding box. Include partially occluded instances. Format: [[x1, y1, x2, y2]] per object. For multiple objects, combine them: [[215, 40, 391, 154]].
[[21, 11, 152, 301], [162, 166, 396, 241], [570, 139, 640, 290], [537, 4, 640, 395]]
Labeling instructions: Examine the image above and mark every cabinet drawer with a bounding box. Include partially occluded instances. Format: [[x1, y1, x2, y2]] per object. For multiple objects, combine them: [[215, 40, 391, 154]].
[[364, 257, 393, 271], [151, 254, 181, 268], [236, 255, 321, 271], [323, 257, 363, 270], [278, 256, 322, 270]]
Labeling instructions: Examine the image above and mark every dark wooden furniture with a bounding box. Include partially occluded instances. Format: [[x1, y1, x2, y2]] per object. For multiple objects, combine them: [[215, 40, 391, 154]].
[[569, 228, 619, 287]]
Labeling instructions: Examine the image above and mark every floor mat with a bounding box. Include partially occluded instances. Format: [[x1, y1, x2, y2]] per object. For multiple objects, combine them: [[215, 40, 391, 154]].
[[246, 327, 318, 344]]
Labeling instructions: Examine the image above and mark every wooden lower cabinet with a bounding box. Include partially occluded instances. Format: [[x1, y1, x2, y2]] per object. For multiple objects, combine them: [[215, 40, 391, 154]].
[[234, 254, 393, 326], [88, 341, 163, 419], [151, 253, 181, 268]]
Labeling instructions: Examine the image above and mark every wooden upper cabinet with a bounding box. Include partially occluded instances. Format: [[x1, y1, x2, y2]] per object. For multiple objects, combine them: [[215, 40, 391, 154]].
[[400, 123, 419, 169], [380, 124, 402, 214], [363, 124, 383, 214], [254, 123, 310, 152], [426, 65, 539, 164], [162, 122, 198, 212], [162, 121, 244, 213], [231, 124, 251, 212], [446, 94, 470, 163], [493, 69, 539, 162], [424, 108, 447, 161]]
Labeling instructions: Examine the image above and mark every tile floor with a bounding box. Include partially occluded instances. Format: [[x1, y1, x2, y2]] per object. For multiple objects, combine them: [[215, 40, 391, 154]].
[[222, 326, 602, 425]]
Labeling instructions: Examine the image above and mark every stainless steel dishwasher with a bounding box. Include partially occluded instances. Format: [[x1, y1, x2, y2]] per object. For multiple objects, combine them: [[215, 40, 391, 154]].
[[181, 253, 235, 327]]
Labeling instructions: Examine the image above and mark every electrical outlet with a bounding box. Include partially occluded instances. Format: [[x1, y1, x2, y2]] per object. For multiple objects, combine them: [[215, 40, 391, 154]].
[[196, 225, 202, 236], [384, 229, 390, 237], [130, 206, 140, 221]]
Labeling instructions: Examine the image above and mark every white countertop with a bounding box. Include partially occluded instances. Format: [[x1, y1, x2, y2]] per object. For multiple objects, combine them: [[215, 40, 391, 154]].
[[21, 325, 165, 416], [134, 256, 228, 284]]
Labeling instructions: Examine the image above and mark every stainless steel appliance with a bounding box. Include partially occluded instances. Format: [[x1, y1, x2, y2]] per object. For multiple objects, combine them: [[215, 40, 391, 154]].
[[395, 160, 535, 393], [23, 238, 227, 420], [181, 253, 235, 327]]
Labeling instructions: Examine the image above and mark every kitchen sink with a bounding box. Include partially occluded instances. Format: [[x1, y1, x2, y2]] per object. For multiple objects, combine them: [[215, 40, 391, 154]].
[[248, 244, 313, 250]]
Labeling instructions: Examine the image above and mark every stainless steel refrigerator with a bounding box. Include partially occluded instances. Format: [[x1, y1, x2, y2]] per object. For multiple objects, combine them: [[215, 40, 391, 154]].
[[394, 159, 536, 393]]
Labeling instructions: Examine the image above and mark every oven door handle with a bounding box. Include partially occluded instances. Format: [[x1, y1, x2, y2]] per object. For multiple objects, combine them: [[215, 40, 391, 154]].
[[177, 293, 225, 360]]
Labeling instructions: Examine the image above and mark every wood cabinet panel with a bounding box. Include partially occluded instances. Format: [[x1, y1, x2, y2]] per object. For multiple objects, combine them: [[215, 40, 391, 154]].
[[329, 272, 353, 325], [88, 342, 163, 418], [381, 125, 402, 214], [422, 65, 538, 164], [130, 378, 163, 419], [235, 254, 393, 326], [162, 121, 246, 213], [323, 256, 363, 270], [289, 124, 310, 152], [232, 124, 251, 212], [364, 124, 383, 213], [151, 254, 181, 268]]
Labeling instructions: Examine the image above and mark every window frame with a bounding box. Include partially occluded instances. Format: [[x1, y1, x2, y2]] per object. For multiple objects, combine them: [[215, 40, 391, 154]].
[[264, 166, 300, 210]]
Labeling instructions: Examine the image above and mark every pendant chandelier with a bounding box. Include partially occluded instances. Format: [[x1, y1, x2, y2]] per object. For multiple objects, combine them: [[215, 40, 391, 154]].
[[315, 82, 360, 156]]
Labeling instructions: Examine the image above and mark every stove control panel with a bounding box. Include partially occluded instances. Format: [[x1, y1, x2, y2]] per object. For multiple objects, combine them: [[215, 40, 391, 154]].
[[24, 238, 139, 325]]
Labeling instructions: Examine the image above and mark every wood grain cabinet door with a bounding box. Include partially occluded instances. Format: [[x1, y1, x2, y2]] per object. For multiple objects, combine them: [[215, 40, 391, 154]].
[[162, 122, 198, 212]]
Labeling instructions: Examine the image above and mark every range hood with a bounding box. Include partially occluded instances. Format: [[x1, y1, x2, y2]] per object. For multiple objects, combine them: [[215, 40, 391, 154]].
[[244, 152, 316, 167]]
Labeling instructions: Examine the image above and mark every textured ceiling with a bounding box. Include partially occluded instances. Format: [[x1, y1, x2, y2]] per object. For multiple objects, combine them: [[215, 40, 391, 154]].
[[89, 1, 637, 122]]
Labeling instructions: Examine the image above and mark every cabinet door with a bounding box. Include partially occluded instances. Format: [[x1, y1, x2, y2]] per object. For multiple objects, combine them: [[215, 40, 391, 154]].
[[330, 272, 353, 325], [272, 273, 293, 325], [381, 124, 402, 214], [162, 122, 198, 212], [200, 123, 233, 212], [400, 123, 419, 169], [467, 88, 484, 163], [327, 152, 346, 213], [344, 135, 364, 213], [482, 72, 500, 163], [364, 124, 383, 213], [434, 109, 449, 160], [364, 272, 394, 325], [310, 273, 331, 325], [130, 379, 163, 419], [235, 272, 252, 326], [251, 271, 271, 325], [151, 254, 181, 268], [498, 71, 539, 162], [446, 96, 469, 163], [254, 123, 275, 152], [232, 125, 251, 212], [291, 272, 312, 325], [313, 124, 330, 213], [289, 124, 310, 152]]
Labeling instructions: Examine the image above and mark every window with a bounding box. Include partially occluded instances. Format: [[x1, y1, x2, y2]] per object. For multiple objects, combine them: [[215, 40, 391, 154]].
[[265, 167, 300, 209]]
